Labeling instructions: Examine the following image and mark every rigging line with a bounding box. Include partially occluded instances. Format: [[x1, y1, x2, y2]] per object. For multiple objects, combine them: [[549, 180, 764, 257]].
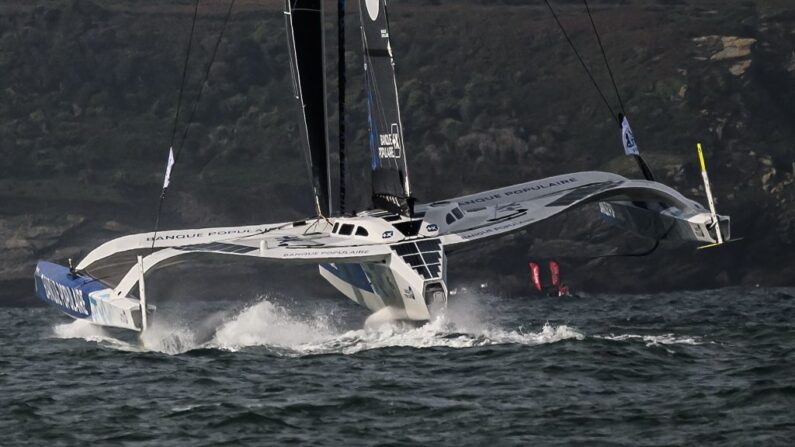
[[150, 0, 201, 251], [585, 219, 676, 259], [169, 0, 201, 148], [319, 0, 334, 216], [555, 232, 661, 262], [285, 3, 320, 216], [150, 0, 236, 250], [382, 0, 411, 194], [542, 0, 618, 124], [367, 67, 394, 170], [583, 0, 625, 114], [150, 197, 165, 251], [175, 0, 236, 162], [359, 25, 389, 141], [363, 49, 389, 133], [364, 53, 399, 174], [361, 31, 390, 169]]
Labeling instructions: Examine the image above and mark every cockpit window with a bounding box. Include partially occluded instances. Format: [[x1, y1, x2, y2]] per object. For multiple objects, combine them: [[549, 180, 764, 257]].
[[332, 223, 339, 233], [452, 207, 464, 219], [355, 227, 369, 237], [339, 224, 354, 236], [446, 213, 455, 225]]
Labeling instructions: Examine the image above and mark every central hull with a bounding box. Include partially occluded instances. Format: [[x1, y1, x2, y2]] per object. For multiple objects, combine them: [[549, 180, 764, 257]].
[[318, 238, 448, 321]]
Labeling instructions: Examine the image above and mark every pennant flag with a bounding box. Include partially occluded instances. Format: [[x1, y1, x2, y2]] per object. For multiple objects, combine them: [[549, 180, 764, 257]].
[[621, 115, 639, 156], [162, 147, 175, 189]]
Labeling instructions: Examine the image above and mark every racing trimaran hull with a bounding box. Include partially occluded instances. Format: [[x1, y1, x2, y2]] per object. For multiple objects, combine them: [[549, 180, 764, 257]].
[[33, 1, 731, 331], [34, 171, 730, 331]]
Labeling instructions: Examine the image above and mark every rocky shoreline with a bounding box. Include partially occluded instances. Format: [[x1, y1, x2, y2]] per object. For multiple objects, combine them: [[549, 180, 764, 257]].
[[2, 0, 793, 304]]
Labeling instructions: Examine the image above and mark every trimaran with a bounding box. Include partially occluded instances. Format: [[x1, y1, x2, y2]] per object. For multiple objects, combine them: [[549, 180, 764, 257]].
[[34, 0, 730, 332]]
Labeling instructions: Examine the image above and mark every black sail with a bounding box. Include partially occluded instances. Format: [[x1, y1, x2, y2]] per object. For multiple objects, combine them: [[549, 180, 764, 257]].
[[285, 0, 332, 216], [358, 0, 412, 215]]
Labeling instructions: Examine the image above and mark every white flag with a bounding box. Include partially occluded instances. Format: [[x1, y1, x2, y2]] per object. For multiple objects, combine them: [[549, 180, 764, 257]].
[[621, 116, 639, 156], [162, 147, 175, 189]]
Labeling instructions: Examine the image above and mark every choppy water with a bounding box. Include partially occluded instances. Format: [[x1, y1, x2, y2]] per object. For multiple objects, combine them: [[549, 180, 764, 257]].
[[2, 288, 794, 445]]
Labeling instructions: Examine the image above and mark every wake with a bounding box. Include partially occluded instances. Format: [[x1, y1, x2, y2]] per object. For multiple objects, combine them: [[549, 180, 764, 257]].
[[50, 293, 710, 356], [50, 294, 584, 356]]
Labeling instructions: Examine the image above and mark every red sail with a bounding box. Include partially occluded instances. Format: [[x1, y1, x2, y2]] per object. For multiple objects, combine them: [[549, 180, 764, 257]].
[[529, 262, 542, 292], [549, 260, 561, 287]]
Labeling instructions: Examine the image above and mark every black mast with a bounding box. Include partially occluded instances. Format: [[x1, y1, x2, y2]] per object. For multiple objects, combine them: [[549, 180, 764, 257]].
[[285, 0, 333, 216], [338, 0, 347, 214]]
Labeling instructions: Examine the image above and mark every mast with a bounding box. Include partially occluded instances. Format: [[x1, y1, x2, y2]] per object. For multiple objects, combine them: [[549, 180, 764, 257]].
[[338, 0, 347, 214], [284, 0, 333, 216], [358, 0, 413, 215]]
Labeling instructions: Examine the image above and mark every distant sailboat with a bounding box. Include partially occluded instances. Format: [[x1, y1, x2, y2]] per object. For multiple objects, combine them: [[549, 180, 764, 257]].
[[34, 0, 730, 331]]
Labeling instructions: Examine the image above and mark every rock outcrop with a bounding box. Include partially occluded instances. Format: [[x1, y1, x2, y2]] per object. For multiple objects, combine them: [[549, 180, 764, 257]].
[[0, 0, 793, 303]]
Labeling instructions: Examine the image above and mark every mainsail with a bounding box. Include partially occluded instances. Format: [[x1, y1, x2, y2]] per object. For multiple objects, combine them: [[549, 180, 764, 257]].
[[358, 0, 412, 215], [285, 0, 332, 216]]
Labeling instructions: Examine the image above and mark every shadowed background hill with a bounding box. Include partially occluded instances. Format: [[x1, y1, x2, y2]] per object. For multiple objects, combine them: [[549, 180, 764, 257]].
[[1, 0, 793, 304]]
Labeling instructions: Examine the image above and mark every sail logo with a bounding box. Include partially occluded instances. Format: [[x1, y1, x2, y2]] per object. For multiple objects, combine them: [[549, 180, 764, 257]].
[[38, 272, 90, 316], [365, 0, 380, 21], [378, 133, 401, 159]]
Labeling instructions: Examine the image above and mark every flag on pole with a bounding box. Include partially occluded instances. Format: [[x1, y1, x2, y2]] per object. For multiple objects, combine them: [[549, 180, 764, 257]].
[[162, 147, 175, 189], [621, 115, 639, 156]]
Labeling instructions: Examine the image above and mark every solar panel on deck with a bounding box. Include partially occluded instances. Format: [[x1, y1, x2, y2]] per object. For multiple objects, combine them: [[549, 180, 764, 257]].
[[179, 242, 258, 254], [392, 243, 418, 255], [404, 255, 423, 267], [422, 252, 440, 264], [414, 266, 431, 279], [416, 239, 441, 252]]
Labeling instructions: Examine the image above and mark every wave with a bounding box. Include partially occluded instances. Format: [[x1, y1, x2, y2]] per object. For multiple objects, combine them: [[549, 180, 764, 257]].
[[52, 319, 135, 351], [50, 293, 709, 357], [596, 333, 707, 348], [50, 295, 584, 356], [204, 294, 585, 355]]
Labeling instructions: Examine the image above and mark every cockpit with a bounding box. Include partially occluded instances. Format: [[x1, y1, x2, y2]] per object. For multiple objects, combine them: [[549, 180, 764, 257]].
[[331, 222, 370, 237], [444, 207, 464, 225]]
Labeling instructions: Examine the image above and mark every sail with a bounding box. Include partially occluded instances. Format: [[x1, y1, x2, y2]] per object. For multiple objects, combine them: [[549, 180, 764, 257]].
[[285, 0, 332, 216], [358, 0, 412, 215]]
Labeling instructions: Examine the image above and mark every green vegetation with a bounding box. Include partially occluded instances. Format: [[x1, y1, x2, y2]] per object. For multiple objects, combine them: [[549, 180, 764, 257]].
[[1, 0, 793, 301]]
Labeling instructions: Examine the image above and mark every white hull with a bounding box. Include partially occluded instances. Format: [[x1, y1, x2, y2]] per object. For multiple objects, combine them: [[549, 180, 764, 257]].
[[36, 171, 730, 329]]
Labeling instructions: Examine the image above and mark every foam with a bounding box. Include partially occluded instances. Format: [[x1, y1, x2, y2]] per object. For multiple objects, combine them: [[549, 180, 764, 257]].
[[209, 299, 337, 352], [49, 295, 585, 356], [205, 294, 584, 356], [52, 319, 132, 350], [597, 333, 705, 347]]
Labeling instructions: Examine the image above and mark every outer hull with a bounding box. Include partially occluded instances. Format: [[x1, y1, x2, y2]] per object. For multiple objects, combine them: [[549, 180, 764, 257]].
[[34, 261, 144, 331], [599, 201, 731, 243]]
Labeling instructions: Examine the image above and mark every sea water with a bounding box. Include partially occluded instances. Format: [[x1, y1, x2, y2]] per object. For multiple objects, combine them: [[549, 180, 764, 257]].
[[2, 288, 794, 445]]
